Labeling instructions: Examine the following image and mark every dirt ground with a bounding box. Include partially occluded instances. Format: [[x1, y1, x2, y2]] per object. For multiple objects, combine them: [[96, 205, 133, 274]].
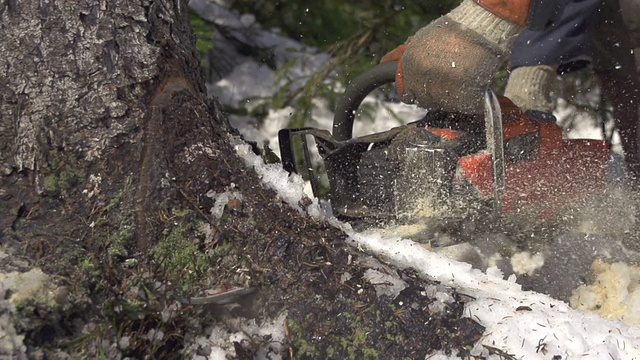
[[0, 94, 487, 359]]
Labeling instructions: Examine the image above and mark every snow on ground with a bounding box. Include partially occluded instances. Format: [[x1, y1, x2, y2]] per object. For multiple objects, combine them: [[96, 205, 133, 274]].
[[205, 312, 288, 360], [200, 3, 640, 358]]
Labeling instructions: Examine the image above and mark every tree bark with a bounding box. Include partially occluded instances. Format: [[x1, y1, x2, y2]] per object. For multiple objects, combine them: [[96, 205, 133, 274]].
[[0, 1, 479, 358]]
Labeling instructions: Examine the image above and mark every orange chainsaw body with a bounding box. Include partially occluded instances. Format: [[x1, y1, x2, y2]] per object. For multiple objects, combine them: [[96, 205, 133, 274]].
[[447, 97, 609, 216], [279, 60, 610, 225]]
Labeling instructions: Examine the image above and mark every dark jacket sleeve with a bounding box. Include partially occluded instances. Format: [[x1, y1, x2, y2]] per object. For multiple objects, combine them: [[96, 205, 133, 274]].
[[511, 0, 601, 70], [527, 0, 570, 31]]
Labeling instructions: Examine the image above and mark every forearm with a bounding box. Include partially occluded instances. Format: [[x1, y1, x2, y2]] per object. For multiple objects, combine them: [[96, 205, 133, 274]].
[[475, 0, 531, 27], [451, 0, 522, 52], [474, 0, 567, 30]]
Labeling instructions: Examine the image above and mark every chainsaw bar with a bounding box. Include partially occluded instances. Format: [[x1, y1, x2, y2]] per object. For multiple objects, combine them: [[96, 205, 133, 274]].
[[484, 89, 506, 215]]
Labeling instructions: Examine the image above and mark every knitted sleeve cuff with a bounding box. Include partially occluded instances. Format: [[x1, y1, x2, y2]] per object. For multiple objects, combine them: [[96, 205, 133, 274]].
[[504, 65, 557, 112], [449, 0, 523, 52]]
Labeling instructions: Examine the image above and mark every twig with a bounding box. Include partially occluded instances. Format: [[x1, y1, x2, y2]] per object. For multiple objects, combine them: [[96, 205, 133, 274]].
[[483, 344, 518, 360]]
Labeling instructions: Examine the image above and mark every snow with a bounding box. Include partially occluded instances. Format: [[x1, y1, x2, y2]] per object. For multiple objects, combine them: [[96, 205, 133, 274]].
[[206, 190, 244, 219], [205, 313, 288, 360], [362, 268, 408, 298], [199, 3, 640, 359], [233, 140, 311, 213], [349, 231, 640, 359]]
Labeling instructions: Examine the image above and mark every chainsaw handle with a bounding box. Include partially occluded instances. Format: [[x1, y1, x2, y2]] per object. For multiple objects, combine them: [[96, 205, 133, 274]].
[[332, 61, 398, 141]]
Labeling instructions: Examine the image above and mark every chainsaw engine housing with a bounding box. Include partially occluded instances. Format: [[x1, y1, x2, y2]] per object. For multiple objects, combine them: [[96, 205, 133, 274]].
[[279, 97, 609, 226]]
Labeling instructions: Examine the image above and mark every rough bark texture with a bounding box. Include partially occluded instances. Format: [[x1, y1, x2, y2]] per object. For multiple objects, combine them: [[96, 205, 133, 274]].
[[0, 0, 210, 249], [0, 0, 480, 358]]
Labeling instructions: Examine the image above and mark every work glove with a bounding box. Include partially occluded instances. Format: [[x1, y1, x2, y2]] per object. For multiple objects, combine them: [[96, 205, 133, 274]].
[[503, 65, 558, 113], [382, 0, 524, 114]]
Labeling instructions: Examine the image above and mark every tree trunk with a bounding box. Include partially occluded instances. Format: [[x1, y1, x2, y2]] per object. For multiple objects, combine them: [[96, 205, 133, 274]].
[[0, 1, 478, 358]]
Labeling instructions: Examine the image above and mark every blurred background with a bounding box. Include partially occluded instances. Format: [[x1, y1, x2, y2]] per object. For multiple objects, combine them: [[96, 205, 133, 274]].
[[189, 0, 618, 160]]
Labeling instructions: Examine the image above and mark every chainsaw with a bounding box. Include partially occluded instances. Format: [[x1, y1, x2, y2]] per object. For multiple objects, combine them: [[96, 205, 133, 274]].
[[278, 61, 610, 235]]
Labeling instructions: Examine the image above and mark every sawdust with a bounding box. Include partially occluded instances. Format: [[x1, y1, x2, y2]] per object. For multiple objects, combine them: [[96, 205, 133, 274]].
[[569, 185, 636, 236], [509, 251, 544, 276], [570, 259, 640, 325]]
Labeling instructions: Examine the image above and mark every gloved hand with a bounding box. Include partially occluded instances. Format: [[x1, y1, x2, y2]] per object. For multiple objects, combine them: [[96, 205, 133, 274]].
[[382, 0, 524, 114]]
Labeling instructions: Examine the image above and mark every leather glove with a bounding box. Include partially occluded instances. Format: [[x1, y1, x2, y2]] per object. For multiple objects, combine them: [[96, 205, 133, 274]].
[[382, 0, 524, 114]]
